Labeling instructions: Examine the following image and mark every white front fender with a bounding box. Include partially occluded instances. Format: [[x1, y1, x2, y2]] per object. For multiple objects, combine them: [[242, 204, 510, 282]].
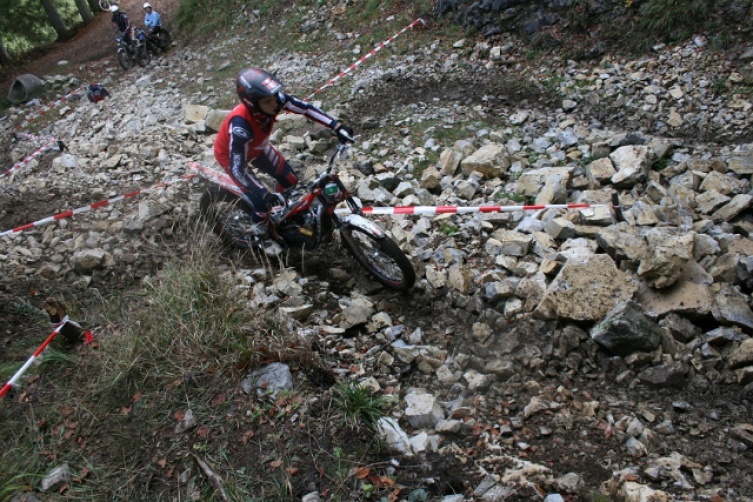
[[340, 213, 384, 237]]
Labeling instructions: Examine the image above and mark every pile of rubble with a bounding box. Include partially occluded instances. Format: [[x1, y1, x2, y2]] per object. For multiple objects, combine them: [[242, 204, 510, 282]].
[[2, 23, 752, 500]]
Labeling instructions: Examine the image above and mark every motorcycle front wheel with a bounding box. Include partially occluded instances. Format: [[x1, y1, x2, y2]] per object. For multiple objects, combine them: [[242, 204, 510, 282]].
[[117, 49, 132, 70], [137, 45, 151, 67], [340, 226, 415, 291], [199, 185, 259, 249]]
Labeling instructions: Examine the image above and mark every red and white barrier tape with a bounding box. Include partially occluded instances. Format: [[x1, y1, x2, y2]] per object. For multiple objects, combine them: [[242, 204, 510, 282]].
[[189, 163, 613, 217], [305, 18, 426, 100], [0, 173, 196, 238], [13, 132, 56, 142], [0, 138, 60, 179], [190, 162, 242, 195], [0, 315, 93, 400], [336, 203, 612, 216], [11, 85, 86, 131]]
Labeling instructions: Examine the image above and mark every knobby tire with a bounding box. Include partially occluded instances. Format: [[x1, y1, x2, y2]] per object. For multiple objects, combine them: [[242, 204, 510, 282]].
[[340, 226, 415, 291], [199, 185, 257, 249], [159, 30, 172, 50], [138, 45, 151, 67], [117, 50, 132, 70]]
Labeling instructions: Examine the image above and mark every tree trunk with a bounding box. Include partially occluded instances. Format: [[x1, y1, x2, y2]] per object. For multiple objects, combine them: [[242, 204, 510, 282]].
[[0, 36, 11, 66], [74, 0, 94, 23], [87, 0, 99, 12], [40, 0, 69, 41]]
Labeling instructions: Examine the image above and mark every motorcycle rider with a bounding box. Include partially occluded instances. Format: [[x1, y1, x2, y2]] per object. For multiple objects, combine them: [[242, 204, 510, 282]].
[[143, 3, 162, 38], [110, 5, 135, 48], [214, 67, 354, 236]]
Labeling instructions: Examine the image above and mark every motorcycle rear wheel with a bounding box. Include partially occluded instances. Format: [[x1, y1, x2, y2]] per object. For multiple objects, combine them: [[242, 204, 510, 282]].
[[117, 49, 132, 70], [137, 45, 151, 67], [159, 30, 172, 50], [199, 186, 259, 249], [340, 226, 415, 290]]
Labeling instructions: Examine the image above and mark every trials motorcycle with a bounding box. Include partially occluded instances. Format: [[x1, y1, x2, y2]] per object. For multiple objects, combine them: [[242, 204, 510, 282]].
[[198, 142, 416, 291]]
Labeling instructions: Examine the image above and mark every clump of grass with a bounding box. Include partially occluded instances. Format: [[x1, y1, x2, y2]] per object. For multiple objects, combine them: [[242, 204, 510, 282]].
[[636, 0, 710, 43], [440, 223, 459, 236], [97, 230, 260, 400], [333, 381, 389, 431]]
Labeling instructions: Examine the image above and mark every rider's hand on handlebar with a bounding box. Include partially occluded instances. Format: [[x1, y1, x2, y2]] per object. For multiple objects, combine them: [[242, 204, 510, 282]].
[[334, 122, 355, 143]]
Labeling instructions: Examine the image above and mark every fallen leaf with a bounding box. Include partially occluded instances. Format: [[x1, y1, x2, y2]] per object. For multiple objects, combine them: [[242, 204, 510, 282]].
[[241, 431, 254, 444], [285, 467, 299, 475], [174, 409, 185, 421], [119, 406, 132, 416], [59, 404, 75, 417], [354, 467, 370, 479], [157, 458, 167, 468], [196, 427, 211, 439], [132, 392, 142, 403], [166, 465, 175, 479], [269, 460, 283, 469], [378, 476, 395, 487], [211, 393, 226, 405], [167, 378, 182, 390]]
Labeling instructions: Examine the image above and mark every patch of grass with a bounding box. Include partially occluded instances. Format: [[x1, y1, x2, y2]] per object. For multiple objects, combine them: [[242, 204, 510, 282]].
[[591, 493, 611, 502], [651, 158, 670, 171], [711, 78, 728, 96], [37, 348, 78, 369], [333, 380, 389, 431], [540, 75, 565, 95], [440, 223, 459, 236], [636, 0, 711, 43], [0, 226, 273, 500], [98, 252, 255, 400], [496, 191, 531, 204]]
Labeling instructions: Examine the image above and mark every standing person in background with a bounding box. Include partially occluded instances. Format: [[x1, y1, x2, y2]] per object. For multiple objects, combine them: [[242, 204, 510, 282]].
[[143, 3, 162, 37], [110, 5, 134, 46]]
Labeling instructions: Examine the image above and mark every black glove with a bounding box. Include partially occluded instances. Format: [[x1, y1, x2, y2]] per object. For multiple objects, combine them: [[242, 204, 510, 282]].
[[334, 122, 354, 143], [263, 191, 286, 210]]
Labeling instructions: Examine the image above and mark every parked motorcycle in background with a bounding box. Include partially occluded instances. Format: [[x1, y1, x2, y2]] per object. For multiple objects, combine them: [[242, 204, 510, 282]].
[[145, 27, 172, 55], [116, 28, 151, 70]]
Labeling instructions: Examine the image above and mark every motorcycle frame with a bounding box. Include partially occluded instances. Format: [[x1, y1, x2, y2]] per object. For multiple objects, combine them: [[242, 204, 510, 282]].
[[266, 143, 384, 245]]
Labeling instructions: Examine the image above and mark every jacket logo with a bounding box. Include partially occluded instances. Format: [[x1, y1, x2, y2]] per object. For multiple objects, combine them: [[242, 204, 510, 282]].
[[232, 127, 250, 139]]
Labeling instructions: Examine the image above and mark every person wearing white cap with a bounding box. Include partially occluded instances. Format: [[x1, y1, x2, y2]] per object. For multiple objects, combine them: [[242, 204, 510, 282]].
[[143, 3, 162, 37], [110, 4, 134, 46]]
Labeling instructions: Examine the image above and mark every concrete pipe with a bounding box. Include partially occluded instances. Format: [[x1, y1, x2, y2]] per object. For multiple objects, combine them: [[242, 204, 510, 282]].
[[7, 74, 45, 104]]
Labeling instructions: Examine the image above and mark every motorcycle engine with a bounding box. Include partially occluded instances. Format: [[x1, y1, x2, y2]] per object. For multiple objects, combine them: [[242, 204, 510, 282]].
[[277, 211, 318, 250]]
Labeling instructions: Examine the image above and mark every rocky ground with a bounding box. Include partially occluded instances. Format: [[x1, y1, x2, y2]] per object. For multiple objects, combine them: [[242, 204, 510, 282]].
[[2, 3, 753, 501]]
